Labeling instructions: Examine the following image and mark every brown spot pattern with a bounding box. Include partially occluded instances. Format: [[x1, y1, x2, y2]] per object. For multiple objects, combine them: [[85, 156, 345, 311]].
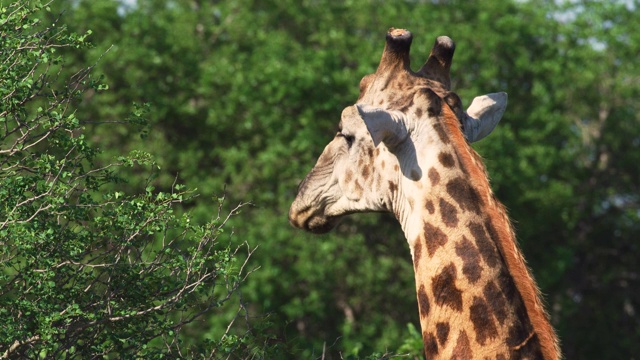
[[413, 237, 423, 269], [423, 222, 449, 256], [362, 165, 370, 180], [451, 331, 473, 360], [432, 123, 450, 144], [439, 198, 458, 227], [388, 180, 397, 196], [424, 89, 442, 116], [468, 222, 500, 268], [507, 296, 535, 347], [496, 269, 517, 301], [483, 281, 508, 325], [423, 332, 439, 356], [344, 170, 353, 184], [444, 92, 464, 120], [507, 323, 534, 348], [438, 152, 455, 168], [517, 335, 544, 359], [425, 199, 435, 214], [428, 167, 440, 186], [445, 177, 482, 214], [455, 236, 483, 284], [415, 107, 424, 118], [469, 296, 499, 345], [431, 263, 463, 312], [436, 322, 450, 346], [418, 284, 430, 318]]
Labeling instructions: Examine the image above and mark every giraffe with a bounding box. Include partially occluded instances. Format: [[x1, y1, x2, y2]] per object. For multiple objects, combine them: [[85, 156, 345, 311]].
[[289, 28, 560, 359]]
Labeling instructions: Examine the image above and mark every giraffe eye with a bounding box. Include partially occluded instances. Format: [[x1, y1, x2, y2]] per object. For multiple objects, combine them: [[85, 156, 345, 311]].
[[344, 135, 355, 147], [337, 132, 355, 148]]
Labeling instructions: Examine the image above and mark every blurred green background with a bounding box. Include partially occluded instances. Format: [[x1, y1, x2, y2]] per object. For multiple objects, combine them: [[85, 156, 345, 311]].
[[33, 0, 640, 358]]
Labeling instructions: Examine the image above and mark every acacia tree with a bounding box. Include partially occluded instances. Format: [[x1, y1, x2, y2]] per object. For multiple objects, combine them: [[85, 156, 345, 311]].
[[0, 2, 272, 358]]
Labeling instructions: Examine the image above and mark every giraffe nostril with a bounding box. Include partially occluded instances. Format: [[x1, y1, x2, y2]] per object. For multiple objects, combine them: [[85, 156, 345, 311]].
[[288, 214, 301, 228]]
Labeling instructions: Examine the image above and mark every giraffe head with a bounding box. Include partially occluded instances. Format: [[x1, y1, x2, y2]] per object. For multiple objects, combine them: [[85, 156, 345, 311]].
[[289, 28, 506, 234]]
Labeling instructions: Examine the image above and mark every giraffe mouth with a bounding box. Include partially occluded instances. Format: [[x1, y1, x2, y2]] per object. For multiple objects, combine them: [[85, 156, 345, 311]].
[[289, 203, 342, 234], [304, 215, 341, 234]]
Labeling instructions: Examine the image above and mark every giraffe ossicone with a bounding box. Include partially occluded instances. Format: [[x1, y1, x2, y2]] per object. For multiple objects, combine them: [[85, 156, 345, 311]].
[[290, 28, 560, 359]]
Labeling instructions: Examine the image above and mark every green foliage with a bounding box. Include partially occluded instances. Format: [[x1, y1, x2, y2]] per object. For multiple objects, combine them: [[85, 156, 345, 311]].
[[3, 0, 638, 358], [0, 2, 274, 358]]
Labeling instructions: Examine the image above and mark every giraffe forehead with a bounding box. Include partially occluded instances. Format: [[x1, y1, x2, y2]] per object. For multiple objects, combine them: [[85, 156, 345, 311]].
[[361, 71, 448, 107]]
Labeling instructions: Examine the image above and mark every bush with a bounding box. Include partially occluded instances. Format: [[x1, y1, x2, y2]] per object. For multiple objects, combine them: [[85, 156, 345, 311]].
[[0, 2, 271, 357]]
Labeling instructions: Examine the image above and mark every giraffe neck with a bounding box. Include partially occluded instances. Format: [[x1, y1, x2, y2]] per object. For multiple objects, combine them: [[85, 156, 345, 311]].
[[405, 193, 542, 358], [395, 108, 560, 359]]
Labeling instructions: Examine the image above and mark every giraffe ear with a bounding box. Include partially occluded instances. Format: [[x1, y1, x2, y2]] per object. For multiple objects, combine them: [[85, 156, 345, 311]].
[[462, 92, 508, 142], [356, 104, 409, 148]]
